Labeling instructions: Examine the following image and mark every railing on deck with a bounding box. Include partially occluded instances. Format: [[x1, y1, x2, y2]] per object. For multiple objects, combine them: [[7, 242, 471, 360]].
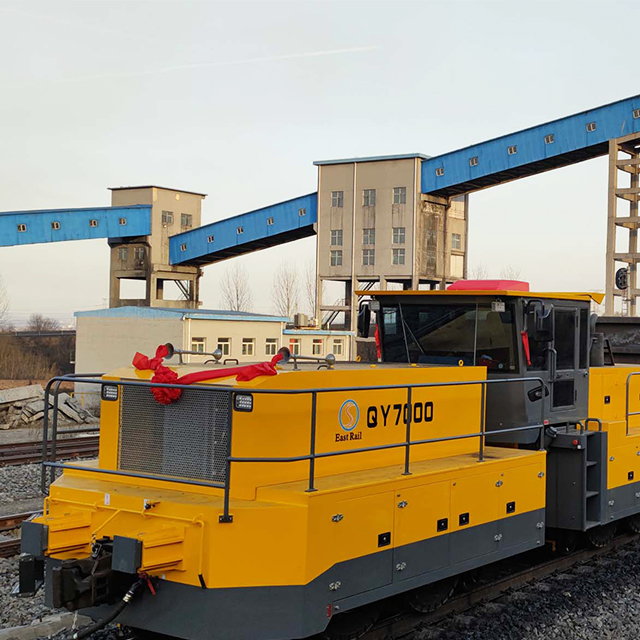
[[625, 371, 640, 436], [42, 374, 550, 523]]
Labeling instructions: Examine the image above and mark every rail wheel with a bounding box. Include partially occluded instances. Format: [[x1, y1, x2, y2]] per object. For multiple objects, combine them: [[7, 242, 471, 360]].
[[587, 522, 616, 548], [628, 514, 640, 533], [555, 529, 579, 555], [459, 569, 480, 592], [407, 576, 457, 614], [322, 604, 380, 640]]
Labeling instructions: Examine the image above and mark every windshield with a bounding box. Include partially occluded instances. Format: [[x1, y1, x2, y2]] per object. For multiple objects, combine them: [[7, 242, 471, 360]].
[[379, 302, 519, 372]]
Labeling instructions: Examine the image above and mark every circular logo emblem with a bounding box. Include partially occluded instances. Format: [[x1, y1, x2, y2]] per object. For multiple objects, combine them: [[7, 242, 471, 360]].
[[339, 399, 360, 432]]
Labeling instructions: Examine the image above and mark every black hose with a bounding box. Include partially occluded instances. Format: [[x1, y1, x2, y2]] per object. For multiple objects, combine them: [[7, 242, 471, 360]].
[[72, 600, 127, 640], [72, 578, 145, 640]]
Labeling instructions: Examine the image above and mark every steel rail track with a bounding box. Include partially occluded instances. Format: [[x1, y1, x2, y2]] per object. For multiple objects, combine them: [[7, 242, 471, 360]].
[[0, 511, 38, 559], [0, 435, 99, 466], [365, 532, 640, 640]]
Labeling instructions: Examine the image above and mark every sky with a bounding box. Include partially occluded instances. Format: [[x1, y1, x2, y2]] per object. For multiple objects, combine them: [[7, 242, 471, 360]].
[[0, 0, 636, 326]]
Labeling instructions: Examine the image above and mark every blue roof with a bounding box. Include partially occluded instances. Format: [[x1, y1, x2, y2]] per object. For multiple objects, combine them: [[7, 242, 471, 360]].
[[314, 153, 430, 166], [283, 329, 354, 336], [75, 306, 288, 323]]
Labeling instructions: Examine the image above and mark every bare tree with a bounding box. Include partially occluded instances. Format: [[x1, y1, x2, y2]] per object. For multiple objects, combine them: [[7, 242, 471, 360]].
[[272, 262, 299, 318], [27, 314, 61, 332], [0, 276, 9, 329], [471, 264, 489, 280], [220, 264, 253, 312], [500, 265, 522, 280], [303, 261, 316, 317]]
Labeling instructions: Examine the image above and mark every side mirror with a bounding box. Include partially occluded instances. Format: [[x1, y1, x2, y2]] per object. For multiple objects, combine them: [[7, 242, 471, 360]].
[[357, 302, 371, 338], [526, 301, 554, 342]]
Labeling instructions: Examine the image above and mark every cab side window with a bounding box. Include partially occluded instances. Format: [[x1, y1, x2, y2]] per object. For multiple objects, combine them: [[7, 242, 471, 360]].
[[554, 309, 576, 370]]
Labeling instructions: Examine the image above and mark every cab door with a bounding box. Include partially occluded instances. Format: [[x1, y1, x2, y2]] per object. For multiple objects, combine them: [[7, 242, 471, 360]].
[[551, 306, 582, 416]]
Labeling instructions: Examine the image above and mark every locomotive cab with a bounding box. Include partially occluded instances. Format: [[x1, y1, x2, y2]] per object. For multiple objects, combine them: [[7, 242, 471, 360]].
[[363, 283, 598, 444]]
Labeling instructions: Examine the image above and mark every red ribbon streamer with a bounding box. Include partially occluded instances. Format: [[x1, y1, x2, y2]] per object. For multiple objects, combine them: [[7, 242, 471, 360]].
[[132, 345, 284, 405], [520, 330, 531, 366]]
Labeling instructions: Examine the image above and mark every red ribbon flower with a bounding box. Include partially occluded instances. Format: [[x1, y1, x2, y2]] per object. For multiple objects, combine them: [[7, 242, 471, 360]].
[[132, 345, 285, 405]]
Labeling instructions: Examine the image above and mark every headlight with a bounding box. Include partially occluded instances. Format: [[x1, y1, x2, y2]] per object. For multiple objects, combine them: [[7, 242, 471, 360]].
[[234, 393, 253, 412], [101, 384, 119, 401]]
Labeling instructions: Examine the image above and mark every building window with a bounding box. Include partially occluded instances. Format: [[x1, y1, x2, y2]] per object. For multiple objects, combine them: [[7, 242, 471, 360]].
[[242, 338, 255, 356], [134, 247, 145, 261], [237, 226, 244, 235], [332, 339, 343, 355], [17, 223, 26, 232], [312, 339, 323, 355], [119, 217, 127, 226], [452, 233, 461, 250], [89, 219, 98, 227], [634, 109, 640, 119], [265, 338, 278, 356], [392, 227, 405, 244], [217, 338, 231, 356], [507, 145, 517, 155], [363, 189, 376, 206], [181, 213, 193, 229], [180, 243, 187, 251], [469, 156, 479, 167], [330, 250, 343, 266], [289, 338, 301, 355], [362, 228, 375, 245], [435, 167, 444, 177], [544, 133, 555, 144], [118, 247, 128, 261], [298, 207, 306, 217], [331, 229, 343, 246], [362, 249, 375, 266], [162, 211, 174, 225], [393, 187, 407, 204], [267, 217, 274, 226], [392, 248, 406, 265], [191, 338, 206, 353], [51, 221, 60, 230], [207, 235, 214, 243], [331, 191, 344, 208], [586, 121, 596, 132]]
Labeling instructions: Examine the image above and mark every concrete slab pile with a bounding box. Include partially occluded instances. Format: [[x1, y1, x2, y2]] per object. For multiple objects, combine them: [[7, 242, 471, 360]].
[[0, 385, 95, 430]]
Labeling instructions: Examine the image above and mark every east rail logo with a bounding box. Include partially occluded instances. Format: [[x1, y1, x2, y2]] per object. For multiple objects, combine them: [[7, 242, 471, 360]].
[[336, 399, 362, 442]]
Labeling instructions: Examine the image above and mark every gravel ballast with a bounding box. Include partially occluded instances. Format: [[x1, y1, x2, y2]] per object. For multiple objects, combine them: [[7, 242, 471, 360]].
[[417, 539, 640, 639], [0, 463, 47, 517]]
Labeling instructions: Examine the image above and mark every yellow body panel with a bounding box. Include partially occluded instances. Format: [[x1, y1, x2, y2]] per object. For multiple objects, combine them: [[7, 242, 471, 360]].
[[98, 364, 488, 500], [39, 446, 545, 589], [588, 366, 640, 489]]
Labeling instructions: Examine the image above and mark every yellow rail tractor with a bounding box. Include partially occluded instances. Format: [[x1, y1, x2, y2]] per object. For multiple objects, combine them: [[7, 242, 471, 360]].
[[16, 283, 640, 640]]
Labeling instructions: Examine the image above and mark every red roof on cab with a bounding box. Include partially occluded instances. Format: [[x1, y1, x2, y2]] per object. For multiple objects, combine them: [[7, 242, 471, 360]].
[[447, 280, 530, 292]]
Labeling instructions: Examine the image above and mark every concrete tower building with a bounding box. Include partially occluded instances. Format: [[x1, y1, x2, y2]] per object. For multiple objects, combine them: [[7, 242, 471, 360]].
[[314, 154, 468, 332], [108, 186, 206, 309]]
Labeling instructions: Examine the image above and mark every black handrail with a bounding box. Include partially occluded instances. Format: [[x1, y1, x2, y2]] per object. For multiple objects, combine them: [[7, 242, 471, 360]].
[[41, 373, 550, 523], [626, 372, 640, 436]]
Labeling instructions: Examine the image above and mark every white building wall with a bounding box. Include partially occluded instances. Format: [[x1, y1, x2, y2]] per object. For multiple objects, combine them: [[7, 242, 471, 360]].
[[184, 319, 284, 364], [75, 315, 183, 408], [283, 332, 350, 360]]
